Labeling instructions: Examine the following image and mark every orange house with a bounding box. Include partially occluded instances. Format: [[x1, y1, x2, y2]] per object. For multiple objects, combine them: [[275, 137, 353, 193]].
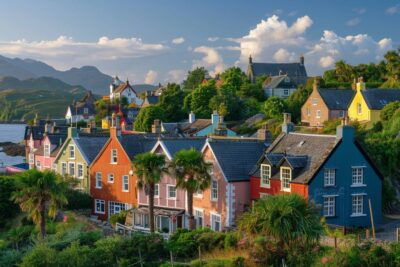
[[90, 123, 156, 220]]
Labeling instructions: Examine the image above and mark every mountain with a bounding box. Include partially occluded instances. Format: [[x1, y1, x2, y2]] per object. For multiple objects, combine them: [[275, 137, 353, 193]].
[[133, 84, 157, 93], [0, 76, 89, 121], [0, 55, 112, 94]]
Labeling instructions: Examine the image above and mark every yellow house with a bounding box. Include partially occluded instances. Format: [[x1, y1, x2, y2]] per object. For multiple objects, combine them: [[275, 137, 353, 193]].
[[348, 78, 400, 127]]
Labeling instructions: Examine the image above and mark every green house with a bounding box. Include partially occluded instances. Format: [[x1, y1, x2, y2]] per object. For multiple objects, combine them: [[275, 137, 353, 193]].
[[54, 128, 108, 192]]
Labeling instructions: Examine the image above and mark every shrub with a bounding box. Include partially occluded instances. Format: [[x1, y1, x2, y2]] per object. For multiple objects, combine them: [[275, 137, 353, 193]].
[[223, 233, 238, 250], [65, 189, 92, 210], [20, 244, 57, 267], [57, 241, 92, 267], [0, 176, 19, 227], [78, 230, 103, 247], [109, 210, 128, 227], [0, 249, 24, 267]]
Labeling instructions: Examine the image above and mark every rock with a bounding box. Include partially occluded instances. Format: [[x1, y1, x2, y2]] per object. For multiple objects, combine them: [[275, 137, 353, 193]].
[[0, 142, 25, 157]]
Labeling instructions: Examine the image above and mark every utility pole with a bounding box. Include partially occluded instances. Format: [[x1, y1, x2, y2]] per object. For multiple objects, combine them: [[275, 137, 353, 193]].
[[368, 198, 376, 239]]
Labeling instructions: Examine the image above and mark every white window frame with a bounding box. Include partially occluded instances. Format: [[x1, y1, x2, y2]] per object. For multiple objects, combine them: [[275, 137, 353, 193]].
[[323, 196, 335, 217], [77, 164, 84, 179], [111, 149, 118, 164], [69, 145, 75, 159], [280, 167, 291, 192], [312, 98, 318, 106], [260, 164, 271, 188], [61, 162, 67, 176], [306, 107, 311, 117], [95, 199, 105, 214], [29, 153, 34, 164], [351, 167, 365, 186], [109, 201, 131, 217], [211, 180, 218, 201], [211, 212, 221, 231], [324, 168, 335, 187], [84, 107, 89, 114], [44, 144, 50, 157], [194, 208, 204, 228], [122, 175, 129, 192], [283, 89, 289, 96], [316, 110, 321, 119], [260, 193, 269, 198], [95, 172, 102, 189], [36, 160, 41, 170], [68, 162, 75, 177], [351, 194, 365, 217], [154, 184, 159, 198], [167, 185, 176, 199], [107, 173, 114, 183]]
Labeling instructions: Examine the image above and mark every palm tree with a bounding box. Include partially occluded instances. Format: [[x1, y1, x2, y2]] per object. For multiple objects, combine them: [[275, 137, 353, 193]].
[[170, 148, 212, 230], [238, 194, 322, 249], [11, 169, 70, 239], [133, 152, 167, 233]]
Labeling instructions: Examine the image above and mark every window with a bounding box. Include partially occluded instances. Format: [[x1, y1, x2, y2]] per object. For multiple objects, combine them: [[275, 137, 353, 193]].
[[95, 172, 102, 189], [52, 163, 57, 172], [83, 108, 88, 114], [312, 98, 318, 105], [211, 213, 221, 231], [77, 164, 83, 179], [324, 169, 335, 186], [122, 175, 129, 192], [306, 108, 311, 117], [69, 163, 75, 177], [323, 196, 335, 217], [194, 209, 204, 228], [29, 153, 34, 164], [61, 162, 67, 176], [260, 193, 269, 198], [352, 167, 364, 186], [280, 167, 291, 192], [95, 199, 105, 214], [107, 173, 114, 183], [167, 185, 176, 199], [44, 144, 50, 157], [260, 164, 271, 188], [339, 110, 345, 118], [357, 103, 362, 114], [283, 89, 289, 96], [352, 195, 364, 216], [109, 201, 131, 217], [134, 213, 149, 228], [194, 189, 203, 198], [36, 161, 41, 170], [111, 149, 118, 164], [316, 110, 321, 118], [211, 180, 218, 201], [69, 145, 75, 159], [154, 184, 159, 197]]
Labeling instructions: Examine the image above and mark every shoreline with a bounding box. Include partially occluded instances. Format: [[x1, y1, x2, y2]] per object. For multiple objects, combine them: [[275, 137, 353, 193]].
[[0, 142, 25, 157], [0, 121, 26, 125]]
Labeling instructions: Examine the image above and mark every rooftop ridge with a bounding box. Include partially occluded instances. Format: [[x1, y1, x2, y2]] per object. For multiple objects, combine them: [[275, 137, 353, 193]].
[[289, 132, 337, 138]]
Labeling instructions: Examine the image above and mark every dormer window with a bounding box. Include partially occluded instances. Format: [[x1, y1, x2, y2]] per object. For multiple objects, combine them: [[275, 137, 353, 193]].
[[44, 144, 50, 157], [260, 164, 271, 188], [69, 145, 75, 159], [280, 167, 291, 192]]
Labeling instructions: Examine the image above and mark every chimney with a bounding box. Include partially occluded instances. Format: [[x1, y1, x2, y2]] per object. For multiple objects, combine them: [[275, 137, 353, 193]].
[[211, 111, 219, 128], [336, 122, 355, 142], [249, 55, 253, 64], [152, 119, 161, 134], [356, 77, 365, 92], [189, 111, 196, 123], [110, 113, 121, 138], [282, 113, 295, 134], [68, 127, 78, 138], [300, 54, 304, 65], [313, 78, 319, 92], [257, 125, 273, 144]]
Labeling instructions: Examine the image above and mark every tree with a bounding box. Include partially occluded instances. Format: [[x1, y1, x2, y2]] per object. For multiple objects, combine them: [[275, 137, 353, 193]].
[[220, 67, 246, 91], [0, 176, 19, 227], [238, 82, 265, 101], [380, 100, 400, 121], [134, 105, 165, 132], [286, 84, 313, 123], [158, 83, 186, 121], [133, 152, 167, 233], [262, 96, 287, 119], [183, 67, 208, 90], [20, 244, 57, 267], [183, 81, 217, 118], [11, 169, 69, 239], [209, 86, 242, 120], [170, 149, 212, 230]]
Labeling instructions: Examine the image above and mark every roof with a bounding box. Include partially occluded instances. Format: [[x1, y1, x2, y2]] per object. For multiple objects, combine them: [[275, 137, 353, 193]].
[[263, 132, 339, 184], [118, 135, 157, 160], [263, 74, 296, 89], [34, 134, 67, 156], [360, 89, 400, 110], [207, 139, 266, 182], [143, 95, 159, 106], [113, 81, 137, 94], [318, 89, 355, 110], [74, 136, 108, 164], [24, 125, 44, 140], [68, 103, 96, 116], [182, 119, 212, 135], [160, 138, 206, 158], [250, 62, 307, 79]]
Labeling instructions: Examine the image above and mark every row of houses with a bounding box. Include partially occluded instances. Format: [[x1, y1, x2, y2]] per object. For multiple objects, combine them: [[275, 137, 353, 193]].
[[24, 112, 382, 234], [302, 78, 400, 127]]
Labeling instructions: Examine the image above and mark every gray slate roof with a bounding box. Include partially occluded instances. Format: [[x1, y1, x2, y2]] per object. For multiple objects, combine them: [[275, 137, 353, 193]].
[[161, 138, 206, 157], [251, 62, 307, 79], [361, 89, 400, 110], [118, 135, 157, 160], [208, 139, 266, 182], [74, 136, 108, 164], [318, 89, 355, 110]]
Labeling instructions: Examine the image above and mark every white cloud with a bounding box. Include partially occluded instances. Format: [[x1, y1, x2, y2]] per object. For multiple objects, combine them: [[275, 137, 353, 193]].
[[273, 48, 295, 62], [172, 37, 185, 44], [288, 10, 298, 17], [0, 36, 168, 70], [144, 70, 158, 84], [167, 69, 187, 83], [208, 37, 219, 42], [193, 46, 225, 76], [386, 5, 400, 15], [319, 56, 335, 68], [346, 17, 361, 26]]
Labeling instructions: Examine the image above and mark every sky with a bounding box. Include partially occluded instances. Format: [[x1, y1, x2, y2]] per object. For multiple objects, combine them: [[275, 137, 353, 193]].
[[0, 0, 399, 85]]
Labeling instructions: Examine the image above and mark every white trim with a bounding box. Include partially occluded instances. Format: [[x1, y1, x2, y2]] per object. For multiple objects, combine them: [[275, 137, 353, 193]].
[[122, 175, 129, 192], [68, 144, 75, 159], [210, 212, 222, 231], [210, 179, 218, 201], [95, 172, 102, 189], [68, 162, 75, 177], [351, 193, 367, 196], [76, 163, 84, 179], [260, 164, 271, 188], [280, 167, 291, 192], [154, 184, 159, 198], [201, 141, 229, 183], [95, 199, 105, 214], [150, 141, 173, 160], [322, 194, 339, 197], [107, 173, 114, 183], [167, 184, 176, 200]]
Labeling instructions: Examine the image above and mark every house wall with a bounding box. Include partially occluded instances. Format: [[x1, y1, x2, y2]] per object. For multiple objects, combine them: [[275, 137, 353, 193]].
[[301, 89, 329, 127], [348, 88, 371, 123], [195, 126, 236, 137], [232, 181, 251, 221], [264, 87, 297, 98], [90, 134, 137, 220], [120, 89, 143, 106], [250, 176, 308, 199], [34, 137, 55, 171], [308, 129, 382, 227]]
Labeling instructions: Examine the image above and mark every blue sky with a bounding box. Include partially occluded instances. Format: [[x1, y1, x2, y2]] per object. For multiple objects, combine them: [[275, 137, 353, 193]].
[[0, 0, 399, 85]]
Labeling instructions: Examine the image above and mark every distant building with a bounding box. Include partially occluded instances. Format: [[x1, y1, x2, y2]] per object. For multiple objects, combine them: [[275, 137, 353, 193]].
[[246, 55, 307, 86], [348, 78, 400, 127], [301, 80, 355, 127], [141, 91, 159, 108], [262, 74, 298, 98], [109, 76, 143, 107], [65, 91, 96, 124]]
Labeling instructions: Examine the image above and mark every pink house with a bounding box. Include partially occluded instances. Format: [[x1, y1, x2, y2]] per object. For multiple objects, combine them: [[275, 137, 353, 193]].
[[193, 138, 266, 231], [131, 138, 206, 235], [33, 134, 66, 171]]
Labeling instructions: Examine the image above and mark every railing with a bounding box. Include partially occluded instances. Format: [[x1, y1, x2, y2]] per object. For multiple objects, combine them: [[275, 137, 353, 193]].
[[115, 223, 171, 239]]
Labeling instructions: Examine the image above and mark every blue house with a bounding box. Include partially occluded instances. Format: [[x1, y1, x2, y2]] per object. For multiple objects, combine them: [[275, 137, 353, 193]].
[[251, 114, 382, 228]]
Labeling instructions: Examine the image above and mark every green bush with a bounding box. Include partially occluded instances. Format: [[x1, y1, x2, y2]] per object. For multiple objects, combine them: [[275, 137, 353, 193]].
[[65, 189, 92, 210], [77, 230, 103, 247], [223, 233, 238, 250], [19, 244, 57, 267], [0, 176, 19, 227], [57, 241, 92, 267], [0, 249, 24, 267], [109, 210, 128, 227]]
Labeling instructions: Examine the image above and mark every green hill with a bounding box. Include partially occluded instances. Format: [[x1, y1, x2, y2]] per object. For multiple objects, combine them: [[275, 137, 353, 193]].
[[0, 76, 89, 121]]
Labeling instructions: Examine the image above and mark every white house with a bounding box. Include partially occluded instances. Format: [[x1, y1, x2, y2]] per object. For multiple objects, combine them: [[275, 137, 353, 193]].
[[109, 76, 143, 106]]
